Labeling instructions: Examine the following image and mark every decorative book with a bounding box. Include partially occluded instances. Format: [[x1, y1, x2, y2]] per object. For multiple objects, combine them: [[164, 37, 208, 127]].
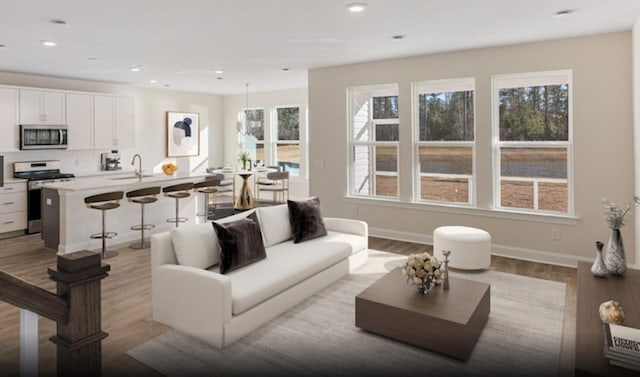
[[604, 323, 640, 370]]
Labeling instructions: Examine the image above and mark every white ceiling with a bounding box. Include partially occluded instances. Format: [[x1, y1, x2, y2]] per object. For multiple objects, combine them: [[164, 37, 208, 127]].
[[1, 0, 639, 95]]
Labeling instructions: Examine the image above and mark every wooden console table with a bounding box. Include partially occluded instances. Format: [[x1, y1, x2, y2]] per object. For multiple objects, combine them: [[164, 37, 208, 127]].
[[574, 261, 640, 376]]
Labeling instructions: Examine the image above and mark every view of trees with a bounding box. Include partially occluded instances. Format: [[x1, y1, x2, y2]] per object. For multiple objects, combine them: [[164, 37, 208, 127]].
[[372, 96, 399, 141], [499, 84, 568, 141], [245, 109, 264, 140], [419, 91, 474, 141], [372, 96, 399, 119], [277, 107, 299, 140]]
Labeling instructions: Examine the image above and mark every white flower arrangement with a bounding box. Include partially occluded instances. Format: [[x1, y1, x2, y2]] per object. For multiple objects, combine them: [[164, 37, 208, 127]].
[[402, 252, 445, 294]]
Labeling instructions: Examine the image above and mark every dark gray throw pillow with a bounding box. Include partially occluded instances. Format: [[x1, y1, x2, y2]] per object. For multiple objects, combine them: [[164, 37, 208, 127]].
[[212, 212, 266, 274], [287, 197, 328, 243]]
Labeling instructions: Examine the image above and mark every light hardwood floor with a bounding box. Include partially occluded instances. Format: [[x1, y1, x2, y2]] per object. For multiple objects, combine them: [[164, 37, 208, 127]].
[[0, 233, 577, 376]]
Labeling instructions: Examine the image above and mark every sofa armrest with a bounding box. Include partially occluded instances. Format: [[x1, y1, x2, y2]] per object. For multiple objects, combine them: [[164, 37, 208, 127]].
[[153, 264, 232, 348], [324, 217, 368, 238]]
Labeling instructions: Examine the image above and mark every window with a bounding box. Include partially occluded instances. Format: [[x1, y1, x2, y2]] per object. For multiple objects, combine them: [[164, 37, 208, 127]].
[[243, 109, 264, 163], [413, 79, 475, 204], [348, 85, 399, 198], [274, 106, 300, 176], [493, 71, 572, 214]]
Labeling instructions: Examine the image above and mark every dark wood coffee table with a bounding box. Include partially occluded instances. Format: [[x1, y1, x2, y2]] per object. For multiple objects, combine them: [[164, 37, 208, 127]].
[[355, 267, 490, 360]]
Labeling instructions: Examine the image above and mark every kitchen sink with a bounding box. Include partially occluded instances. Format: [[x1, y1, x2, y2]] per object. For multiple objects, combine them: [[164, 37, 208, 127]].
[[108, 174, 155, 180]]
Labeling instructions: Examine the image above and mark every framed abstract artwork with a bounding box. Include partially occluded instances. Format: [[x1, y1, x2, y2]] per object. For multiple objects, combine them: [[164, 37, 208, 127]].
[[166, 111, 200, 157]]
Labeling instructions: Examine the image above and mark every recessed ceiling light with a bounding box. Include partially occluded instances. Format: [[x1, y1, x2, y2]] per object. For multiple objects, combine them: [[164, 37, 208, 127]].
[[213, 69, 224, 74], [392, 35, 405, 40], [0, 44, 7, 49], [554, 9, 574, 17], [164, 84, 171, 87], [129, 67, 141, 72], [41, 40, 57, 47], [281, 67, 290, 72], [149, 79, 158, 84], [174, 70, 183, 74], [216, 77, 224, 80], [347, 3, 367, 12], [50, 19, 69, 27], [88, 57, 100, 62]]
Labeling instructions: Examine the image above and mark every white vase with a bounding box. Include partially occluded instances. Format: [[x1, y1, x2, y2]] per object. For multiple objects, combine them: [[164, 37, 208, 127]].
[[604, 229, 627, 275], [590, 241, 608, 278]]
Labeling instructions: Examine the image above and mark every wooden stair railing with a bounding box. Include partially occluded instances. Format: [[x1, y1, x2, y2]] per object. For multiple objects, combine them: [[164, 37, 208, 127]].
[[0, 250, 110, 376]]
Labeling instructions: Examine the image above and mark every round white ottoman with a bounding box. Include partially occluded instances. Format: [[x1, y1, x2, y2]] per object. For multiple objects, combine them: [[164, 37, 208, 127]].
[[433, 226, 491, 270]]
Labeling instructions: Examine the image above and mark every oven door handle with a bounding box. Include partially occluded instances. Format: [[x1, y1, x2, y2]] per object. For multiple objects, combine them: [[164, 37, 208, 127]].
[[59, 129, 64, 145]]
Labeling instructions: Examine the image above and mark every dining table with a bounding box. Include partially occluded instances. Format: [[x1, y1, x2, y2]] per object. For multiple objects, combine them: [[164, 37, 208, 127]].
[[215, 167, 275, 210]]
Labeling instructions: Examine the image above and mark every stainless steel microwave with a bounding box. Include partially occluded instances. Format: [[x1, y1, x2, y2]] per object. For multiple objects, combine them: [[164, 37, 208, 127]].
[[20, 125, 68, 150]]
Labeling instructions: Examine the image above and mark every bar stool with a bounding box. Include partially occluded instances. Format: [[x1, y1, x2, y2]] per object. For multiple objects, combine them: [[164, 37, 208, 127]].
[[84, 191, 124, 259], [194, 179, 220, 221], [126, 186, 161, 249], [163, 182, 194, 227]]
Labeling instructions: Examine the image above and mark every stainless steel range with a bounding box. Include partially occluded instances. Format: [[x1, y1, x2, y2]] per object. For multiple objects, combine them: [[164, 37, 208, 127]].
[[14, 160, 74, 234]]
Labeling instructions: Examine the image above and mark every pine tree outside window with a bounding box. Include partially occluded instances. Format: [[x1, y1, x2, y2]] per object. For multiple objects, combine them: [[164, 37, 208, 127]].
[[274, 106, 300, 176], [493, 71, 573, 215], [243, 109, 264, 163], [413, 78, 475, 205]]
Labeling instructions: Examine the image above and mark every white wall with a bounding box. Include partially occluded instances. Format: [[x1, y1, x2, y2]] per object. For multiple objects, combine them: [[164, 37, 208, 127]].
[[0, 71, 223, 177], [221, 88, 309, 198], [309, 32, 635, 266], [633, 18, 640, 265]]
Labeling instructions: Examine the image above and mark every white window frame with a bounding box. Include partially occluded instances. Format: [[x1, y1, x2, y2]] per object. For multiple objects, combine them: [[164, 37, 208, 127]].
[[347, 84, 399, 199], [412, 78, 476, 206], [492, 70, 574, 215], [273, 105, 301, 176]]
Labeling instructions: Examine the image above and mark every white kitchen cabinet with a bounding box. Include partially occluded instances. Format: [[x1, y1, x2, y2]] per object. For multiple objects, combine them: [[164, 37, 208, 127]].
[[0, 88, 19, 152], [19, 89, 66, 125], [0, 182, 27, 234], [115, 97, 134, 149], [93, 95, 116, 149], [66, 93, 94, 150], [93, 95, 134, 149]]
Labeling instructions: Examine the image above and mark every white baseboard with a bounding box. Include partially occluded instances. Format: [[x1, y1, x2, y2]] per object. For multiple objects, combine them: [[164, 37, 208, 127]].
[[369, 226, 593, 268]]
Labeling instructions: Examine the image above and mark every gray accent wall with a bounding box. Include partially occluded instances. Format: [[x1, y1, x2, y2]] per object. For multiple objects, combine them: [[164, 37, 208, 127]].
[[309, 32, 634, 266]]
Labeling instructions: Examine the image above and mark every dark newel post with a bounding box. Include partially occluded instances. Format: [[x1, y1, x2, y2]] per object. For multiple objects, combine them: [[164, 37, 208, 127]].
[[47, 251, 110, 377]]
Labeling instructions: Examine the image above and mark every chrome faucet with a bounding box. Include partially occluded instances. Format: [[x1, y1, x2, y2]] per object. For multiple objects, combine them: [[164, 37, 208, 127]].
[[131, 154, 142, 178]]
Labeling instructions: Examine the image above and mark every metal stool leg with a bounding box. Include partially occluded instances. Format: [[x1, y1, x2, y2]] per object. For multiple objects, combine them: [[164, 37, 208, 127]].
[[130, 203, 153, 249], [100, 209, 118, 259]]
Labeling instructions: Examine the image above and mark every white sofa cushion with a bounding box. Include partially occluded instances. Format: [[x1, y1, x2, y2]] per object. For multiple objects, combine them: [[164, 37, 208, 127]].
[[171, 223, 220, 269], [256, 204, 292, 247], [213, 231, 355, 315]]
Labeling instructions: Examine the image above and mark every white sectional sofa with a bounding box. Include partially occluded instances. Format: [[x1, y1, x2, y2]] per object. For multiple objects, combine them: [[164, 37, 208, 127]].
[[150, 204, 368, 348]]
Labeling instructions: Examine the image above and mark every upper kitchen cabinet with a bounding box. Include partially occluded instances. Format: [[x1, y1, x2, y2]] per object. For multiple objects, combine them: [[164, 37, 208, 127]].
[[93, 95, 134, 149], [0, 88, 19, 152], [19, 89, 66, 125], [65, 93, 93, 150], [115, 97, 134, 149]]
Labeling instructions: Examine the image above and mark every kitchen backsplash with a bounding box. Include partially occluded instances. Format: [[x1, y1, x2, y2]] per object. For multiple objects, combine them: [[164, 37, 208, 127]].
[[2, 149, 132, 177]]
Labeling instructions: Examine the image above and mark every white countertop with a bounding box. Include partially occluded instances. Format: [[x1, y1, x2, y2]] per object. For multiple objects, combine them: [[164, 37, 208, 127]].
[[2, 177, 28, 184], [73, 169, 136, 178], [41, 171, 212, 192]]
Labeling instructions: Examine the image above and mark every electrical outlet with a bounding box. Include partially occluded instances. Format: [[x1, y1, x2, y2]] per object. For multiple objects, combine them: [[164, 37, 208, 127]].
[[351, 206, 358, 216], [551, 228, 561, 241]]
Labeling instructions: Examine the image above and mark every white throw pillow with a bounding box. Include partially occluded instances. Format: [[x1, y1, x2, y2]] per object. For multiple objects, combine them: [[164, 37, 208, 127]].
[[257, 204, 292, 248], [171, 223, 220, 269]]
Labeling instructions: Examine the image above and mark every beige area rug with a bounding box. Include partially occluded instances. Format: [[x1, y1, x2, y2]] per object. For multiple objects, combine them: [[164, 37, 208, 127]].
[[127, 250, 566, 376]]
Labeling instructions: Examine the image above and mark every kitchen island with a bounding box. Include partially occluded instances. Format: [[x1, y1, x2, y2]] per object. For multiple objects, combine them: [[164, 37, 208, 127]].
[[41, 171, 214, 254]]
